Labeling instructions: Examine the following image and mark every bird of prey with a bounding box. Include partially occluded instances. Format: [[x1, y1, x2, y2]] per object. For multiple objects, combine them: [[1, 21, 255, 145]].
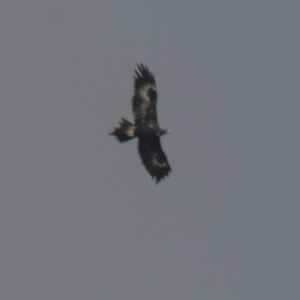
[[109, 64, 171, 183]]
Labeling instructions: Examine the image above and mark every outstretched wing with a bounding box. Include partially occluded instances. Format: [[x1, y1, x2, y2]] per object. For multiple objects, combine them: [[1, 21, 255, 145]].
[[138, 137, 171, 184], [132, 64, 158, 126]]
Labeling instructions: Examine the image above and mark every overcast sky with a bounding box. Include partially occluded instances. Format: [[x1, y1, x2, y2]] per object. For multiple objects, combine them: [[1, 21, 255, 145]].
[[1, 1, 300, 299]]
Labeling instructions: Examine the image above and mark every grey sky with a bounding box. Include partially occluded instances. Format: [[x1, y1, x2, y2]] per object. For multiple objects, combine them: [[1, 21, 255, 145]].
[[1, 1, 300, 299]]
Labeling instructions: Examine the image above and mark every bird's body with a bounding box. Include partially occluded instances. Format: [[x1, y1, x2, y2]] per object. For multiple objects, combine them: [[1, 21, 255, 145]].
[[109, 64, 171, 183]]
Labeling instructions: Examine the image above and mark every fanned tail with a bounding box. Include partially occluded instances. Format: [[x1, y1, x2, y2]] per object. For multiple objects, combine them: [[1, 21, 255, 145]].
[[109, 118, 136, 142]]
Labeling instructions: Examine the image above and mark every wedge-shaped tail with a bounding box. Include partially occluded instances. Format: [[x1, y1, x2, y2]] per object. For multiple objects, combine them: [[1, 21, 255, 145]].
[[109, 118, 136, 142]]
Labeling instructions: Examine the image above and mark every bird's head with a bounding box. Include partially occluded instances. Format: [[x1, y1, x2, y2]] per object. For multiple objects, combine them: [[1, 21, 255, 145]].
[[159, 128, 171, 136]]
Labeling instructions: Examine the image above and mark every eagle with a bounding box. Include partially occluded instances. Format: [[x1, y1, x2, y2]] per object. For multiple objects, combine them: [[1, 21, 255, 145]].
[[109, 64, 171, 183]]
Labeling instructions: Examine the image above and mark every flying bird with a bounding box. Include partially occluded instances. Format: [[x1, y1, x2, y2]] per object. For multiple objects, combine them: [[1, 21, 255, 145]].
[[109, 64, 171, 183]]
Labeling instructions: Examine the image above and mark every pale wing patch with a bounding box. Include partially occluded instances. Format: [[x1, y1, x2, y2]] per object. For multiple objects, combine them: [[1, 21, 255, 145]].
[[135, 84, 156, 121], [151, 156, 168, 168], [138, 84, 156, 102]]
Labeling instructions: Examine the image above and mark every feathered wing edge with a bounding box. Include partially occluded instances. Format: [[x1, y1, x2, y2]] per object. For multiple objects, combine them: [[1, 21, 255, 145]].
[[138, 137, 171, 184], [134, 63, 156, 88]]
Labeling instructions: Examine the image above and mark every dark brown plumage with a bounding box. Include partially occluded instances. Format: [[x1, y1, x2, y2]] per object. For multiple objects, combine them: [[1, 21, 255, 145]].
[[109, 64, 171, 183]]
